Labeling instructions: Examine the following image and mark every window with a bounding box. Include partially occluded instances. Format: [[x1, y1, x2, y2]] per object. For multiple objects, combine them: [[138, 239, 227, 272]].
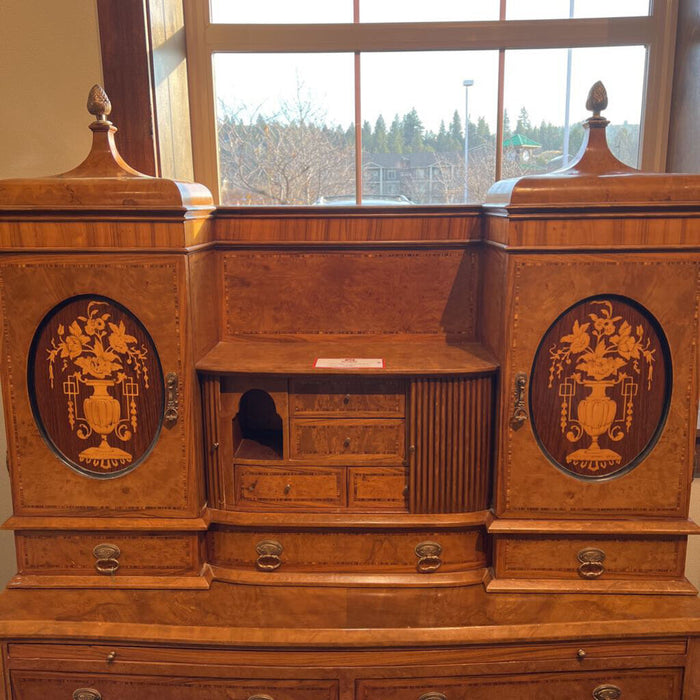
[[184, 0, 676, 205]]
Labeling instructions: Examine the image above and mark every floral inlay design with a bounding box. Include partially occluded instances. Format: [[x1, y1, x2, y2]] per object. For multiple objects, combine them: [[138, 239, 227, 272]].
[[547, 300, 657, 472], [46, 300, 152, 470]]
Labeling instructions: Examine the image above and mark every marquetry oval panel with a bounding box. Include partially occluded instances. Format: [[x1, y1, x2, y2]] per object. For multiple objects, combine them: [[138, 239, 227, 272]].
[[529, 295, 671, 480], [28, 295, 164, 479]]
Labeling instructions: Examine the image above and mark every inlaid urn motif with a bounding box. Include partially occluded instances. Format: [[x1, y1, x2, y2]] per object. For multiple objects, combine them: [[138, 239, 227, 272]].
[[530, 296, 670, 479], [29, 296, 164, 478]]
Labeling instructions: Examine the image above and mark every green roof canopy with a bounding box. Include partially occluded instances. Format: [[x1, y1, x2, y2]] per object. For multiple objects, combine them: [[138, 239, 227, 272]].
[[503, 133, 541, 149]]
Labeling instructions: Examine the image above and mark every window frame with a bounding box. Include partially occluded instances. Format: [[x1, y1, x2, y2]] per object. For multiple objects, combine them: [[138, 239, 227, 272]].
[[182, 0, 679, 204]]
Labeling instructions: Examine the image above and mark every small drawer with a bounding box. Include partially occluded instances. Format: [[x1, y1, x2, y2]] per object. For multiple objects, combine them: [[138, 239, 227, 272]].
[[10, 672, 338, 700], [16, 531, 202, 577], [235, 465, 346, 509], [357, 669, 682, 700], [493, 535, 687, 581], [348, 467, 408, 511], [290, 419, 405, 462], [291, 379, 404, 417]]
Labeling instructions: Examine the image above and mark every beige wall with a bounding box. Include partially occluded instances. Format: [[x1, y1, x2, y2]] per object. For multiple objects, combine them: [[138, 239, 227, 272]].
[[0, 0, 699, 593], [0, 0, 102, 585]]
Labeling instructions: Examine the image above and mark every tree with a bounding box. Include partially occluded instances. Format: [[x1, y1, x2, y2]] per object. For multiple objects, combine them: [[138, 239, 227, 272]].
[[402, 108, 425, 152], [388, 114, 403, 154], [515, 107, 531, 135], [449, 110, 464, 148], [374, 115, 388, 153]]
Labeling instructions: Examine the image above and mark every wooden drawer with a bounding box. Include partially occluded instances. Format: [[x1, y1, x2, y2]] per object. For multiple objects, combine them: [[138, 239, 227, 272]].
[[493, 535, 687, 580], [357, 668, 683, 700], [348, 467, 408, 511], [209, 527, 486, 574], [290, 419, 405, 461], [290, 379, 404, 416], [11, 672, 338, 700], [235, 465, 346, 509], [16, 531, 202, 577]]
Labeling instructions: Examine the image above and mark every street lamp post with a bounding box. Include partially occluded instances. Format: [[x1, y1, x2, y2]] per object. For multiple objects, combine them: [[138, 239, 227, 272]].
[[463, 79, 474, 202]]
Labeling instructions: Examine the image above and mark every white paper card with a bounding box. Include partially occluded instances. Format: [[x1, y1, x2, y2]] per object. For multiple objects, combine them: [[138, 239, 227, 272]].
[[314, 357, 385, 369]]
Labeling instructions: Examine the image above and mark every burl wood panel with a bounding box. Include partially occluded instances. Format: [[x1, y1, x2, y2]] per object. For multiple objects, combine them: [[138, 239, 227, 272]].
[[208, 528, 486, 573], [10, 673, 338, 700], [348, 467, 408, 511], [290, 419, 405, 462], [16, 532, 201, 576], [0, 256, 200, 516], [235, 465, 346, 509], [497, 254, 700, 518], [494, 535, 687, 580], [290, 378, 405, 417], [222, 250, 477, 336], [357, 669, 682, 700], [409, 375, 494, 514]]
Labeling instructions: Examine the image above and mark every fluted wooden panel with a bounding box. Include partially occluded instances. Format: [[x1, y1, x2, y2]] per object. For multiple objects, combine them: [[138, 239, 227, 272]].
[[201, 375, 222, 508], [409, 375, 494, 513]]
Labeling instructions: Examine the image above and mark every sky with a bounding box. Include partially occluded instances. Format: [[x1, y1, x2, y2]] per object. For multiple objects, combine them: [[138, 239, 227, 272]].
[[210, 1, 649, 134]]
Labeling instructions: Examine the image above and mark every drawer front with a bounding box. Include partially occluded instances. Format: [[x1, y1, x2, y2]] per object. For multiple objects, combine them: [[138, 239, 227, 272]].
[[290, 379, 404, 416], [209, 528, 486, 573], [11, 672, 337, 700], [358, 669, 682, 700], [494, 535, 687, 580], [348, 467, 408, 511], [290, 420, 405, 461], [235, 465, 346, 508], [16, 532, 201, 576]]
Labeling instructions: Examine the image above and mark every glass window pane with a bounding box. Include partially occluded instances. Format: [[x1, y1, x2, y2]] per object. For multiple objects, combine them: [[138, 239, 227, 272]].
[[506, 0, 650, 20], [361, 0, 500, 22], [210, 0, 352, 24], [213, 53, 355, 205], [503, 45, 645, 176], [361, 51, 499, 204]]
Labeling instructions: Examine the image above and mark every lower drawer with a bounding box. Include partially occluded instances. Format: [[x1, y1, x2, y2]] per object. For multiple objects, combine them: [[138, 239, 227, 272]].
[[11, 672, 338, 700], [13, 531, 204, 587], [358, 668, 683, 700]]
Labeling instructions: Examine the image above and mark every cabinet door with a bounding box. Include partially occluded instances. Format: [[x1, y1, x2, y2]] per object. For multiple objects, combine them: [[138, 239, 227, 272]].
[[0, 255, 200, 516], [496, 253, 699, 518]]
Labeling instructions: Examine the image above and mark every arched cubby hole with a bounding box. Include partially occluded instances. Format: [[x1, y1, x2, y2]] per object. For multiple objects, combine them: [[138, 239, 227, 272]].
[[233, 388, 284, 459]]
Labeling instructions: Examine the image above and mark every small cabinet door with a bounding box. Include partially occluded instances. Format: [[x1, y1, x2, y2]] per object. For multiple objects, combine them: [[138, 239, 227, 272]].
[[0, 254, 200, 516]]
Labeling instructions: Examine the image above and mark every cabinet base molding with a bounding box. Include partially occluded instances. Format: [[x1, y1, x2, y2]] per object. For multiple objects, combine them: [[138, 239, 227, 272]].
[[485, 576, 698, 595]]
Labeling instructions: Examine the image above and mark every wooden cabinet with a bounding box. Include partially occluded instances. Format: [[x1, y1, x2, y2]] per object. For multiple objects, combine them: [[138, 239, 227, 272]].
[[0, 84, 700, 697]]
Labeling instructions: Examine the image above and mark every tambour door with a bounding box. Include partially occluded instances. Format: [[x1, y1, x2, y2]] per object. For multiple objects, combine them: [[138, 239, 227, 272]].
[[496, 252, 699, 519], [0, 254, 200, 516]]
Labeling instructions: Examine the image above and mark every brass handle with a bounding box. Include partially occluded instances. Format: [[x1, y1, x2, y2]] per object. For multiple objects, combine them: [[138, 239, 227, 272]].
[[73, 690, 102, 700], [343, 394, 351, 404], [248, 696, 274, 700], [256, 540, 283, 571], [418, 694, 447, 700], [593, 685, 621, 700], [164, 372, 179, 424], [510, 372, 528, 430], [577, 648, 587, 660], [578, 547, 606, 579], [415, 541, 442, 573], [93, 543, 120, 575], [106, 650, 117, 663], [343, 437, 351, 448]]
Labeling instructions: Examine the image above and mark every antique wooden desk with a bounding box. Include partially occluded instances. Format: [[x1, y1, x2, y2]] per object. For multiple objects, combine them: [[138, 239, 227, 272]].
[[0, 85, 698, 698]]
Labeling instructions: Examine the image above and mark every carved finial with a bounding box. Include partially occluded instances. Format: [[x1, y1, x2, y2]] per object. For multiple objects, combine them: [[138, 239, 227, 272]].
[[585, 81, 608, 118], [87, 84, 112, 122]]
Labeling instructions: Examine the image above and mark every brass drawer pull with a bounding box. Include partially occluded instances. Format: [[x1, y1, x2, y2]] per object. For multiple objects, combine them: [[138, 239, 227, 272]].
[[415, 541, 442, 573], [256, 540, 283, 571], [73, 690, 102, 700], [93, 543, 120, 575], [164, 371, 179, 424], [510, 372, 528, 430], [248, 696, 274, 700], [418, 693, 447, 700], [343, 437, 351, 448], [593, 685, 621, 700], [343, 394, 351, 404], [578, 547, 606, 579]]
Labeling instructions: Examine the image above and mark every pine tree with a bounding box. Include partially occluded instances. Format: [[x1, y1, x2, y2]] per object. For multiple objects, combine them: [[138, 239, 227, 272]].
[[361, 120, 373, 151], [449, 110, 464, 149], [516, 107, 531, 135], [374, 115, 388, 153], [388, 114, 403, 154], [402, 108, 425, 152]]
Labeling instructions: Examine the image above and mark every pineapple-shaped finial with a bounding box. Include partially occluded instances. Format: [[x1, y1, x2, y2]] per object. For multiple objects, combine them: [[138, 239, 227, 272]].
[[585, 81, 608, 118], [87, 84, 112, 122]]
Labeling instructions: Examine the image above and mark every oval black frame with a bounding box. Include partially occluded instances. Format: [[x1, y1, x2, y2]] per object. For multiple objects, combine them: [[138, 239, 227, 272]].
[[528, 293, 673, 482], [27, 293, 165, 480]]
